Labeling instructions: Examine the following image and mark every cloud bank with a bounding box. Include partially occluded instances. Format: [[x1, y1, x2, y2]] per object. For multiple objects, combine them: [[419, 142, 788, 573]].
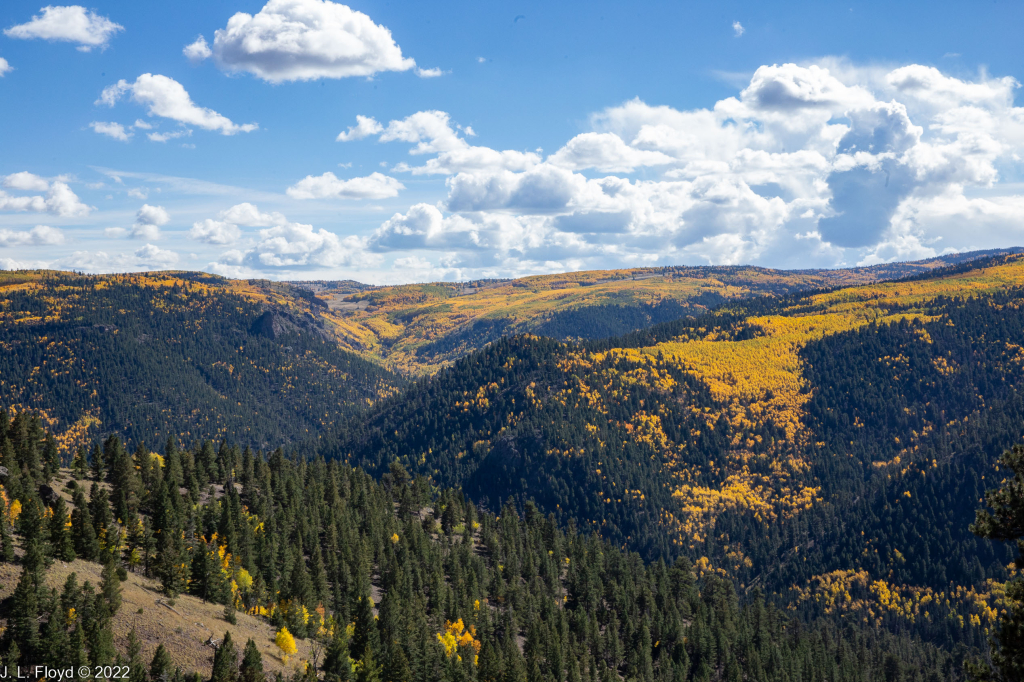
[[326, 61, 1024, 277]]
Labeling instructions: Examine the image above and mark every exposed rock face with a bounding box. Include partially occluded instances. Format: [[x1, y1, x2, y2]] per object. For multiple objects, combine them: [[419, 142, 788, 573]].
[[249, 311, 301, 340], [248, 310, 330, 341], [39, 484, 61, 507]]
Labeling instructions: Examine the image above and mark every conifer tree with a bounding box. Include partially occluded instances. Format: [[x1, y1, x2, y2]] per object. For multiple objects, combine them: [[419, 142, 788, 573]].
[[9, 564, 41, 663], [91, 441, 105, 482], [355, 647, 382, 682], [100, 558, 123, 615], [322, 622, 352, 682], [211, 631, 238, 682], [90, 484, 112, 543], [972, 443, 1024, 680], [42, 433, 60, 482], [71, 487, 100, 561], [50, 494, 76, 561], [0, 493, 15, 562], [239, 639, 265, 682], [351, 595, 379, 662], [151, 644, 174, 682], [72, 444, 89, 480]]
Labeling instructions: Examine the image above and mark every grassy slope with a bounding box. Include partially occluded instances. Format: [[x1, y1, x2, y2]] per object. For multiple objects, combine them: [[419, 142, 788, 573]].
[[0, 468, 314, 678]]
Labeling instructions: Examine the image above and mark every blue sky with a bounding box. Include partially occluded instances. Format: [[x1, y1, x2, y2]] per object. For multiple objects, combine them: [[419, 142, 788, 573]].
[[1, 0, 1023, 283]]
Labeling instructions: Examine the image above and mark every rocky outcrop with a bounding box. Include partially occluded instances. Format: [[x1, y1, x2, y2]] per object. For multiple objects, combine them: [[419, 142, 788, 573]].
[[249, 309, 330, 341]]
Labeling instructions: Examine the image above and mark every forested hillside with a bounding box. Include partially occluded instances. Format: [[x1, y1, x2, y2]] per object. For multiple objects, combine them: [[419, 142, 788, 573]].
[[321, 253, 1024, 657], [4, 253, 1009, 453], [298, 248, 1022, 371], [0, 413, 970, 681], [0, 271, 401, 450], [4, 250, 1024, 678]]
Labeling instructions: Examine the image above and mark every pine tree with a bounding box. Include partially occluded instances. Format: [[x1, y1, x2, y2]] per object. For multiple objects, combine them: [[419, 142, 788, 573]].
[[351, 595, 379, 662], [355, 647, 382, 682], [72, 444, 89, 480], [239, 639, 265, 682], [323, 622, 352, 682], [50, 494, 76, 561], [42, 433, 60, 482], [478, 641, 503, 682], [309, 541, 329, 608], [150, 644, 174, 682], [17, 495, 48, 561], [211, 631, 238, 682], [9, 564, 41, 662], [91, 441, 105, 482], [71, 487, 100, 561], [972, 443, 1024, 680], [100, 558, 123, 615], [89, 484, 112, 544], [0, 492, 16, 561], [126, 629, 148, 682]]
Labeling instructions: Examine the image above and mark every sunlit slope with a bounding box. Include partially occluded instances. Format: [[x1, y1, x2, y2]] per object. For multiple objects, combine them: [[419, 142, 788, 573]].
[[0, 271, 401, 450], [321, 252, 1024, 642], [308, 249, 1019, 372], [609, 254, 1024, 542]]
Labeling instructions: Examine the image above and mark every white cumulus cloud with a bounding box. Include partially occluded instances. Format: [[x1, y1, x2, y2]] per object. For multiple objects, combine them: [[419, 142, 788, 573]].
[[548, 132, 675, 172], [341, 110, 541, 175], [131, 204, 170, 239], [286, 171, 404, 200], [0, 58, 11, 76], [218, 202, 286, 226], [208, 0, 417, 83], [97, 74, 257, 135], [3, 172, 51, 192], [148, 129, 192, 143], [189, 219, 241, 245], [0, 176, 91, 217], [0, 225, 65, 247], [4, 5, 123, 51], [133, 244, 179, 268], [336, 115, 383, 141], [239, 222, 378, 269], [89, 121, 132, 141], [183, 36, 212, 63]]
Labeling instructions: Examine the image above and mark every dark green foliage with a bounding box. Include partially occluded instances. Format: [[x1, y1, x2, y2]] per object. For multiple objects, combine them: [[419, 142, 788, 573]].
[[972, 445, 1024, 680], [49, 494, 76, 562], [150, 644, 174, 682], [239, 639, 264, 682], [322, 335, 731, 561], [211, 632, 237, 682], [534, 298, 707, 341], [0, 273, 403, 450]]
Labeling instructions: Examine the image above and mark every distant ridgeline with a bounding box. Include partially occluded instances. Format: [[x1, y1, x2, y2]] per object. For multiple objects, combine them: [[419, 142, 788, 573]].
[[0, 271, 402, 451], [290, 247, 1024, 372], [321, 252, 1024, 652]]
